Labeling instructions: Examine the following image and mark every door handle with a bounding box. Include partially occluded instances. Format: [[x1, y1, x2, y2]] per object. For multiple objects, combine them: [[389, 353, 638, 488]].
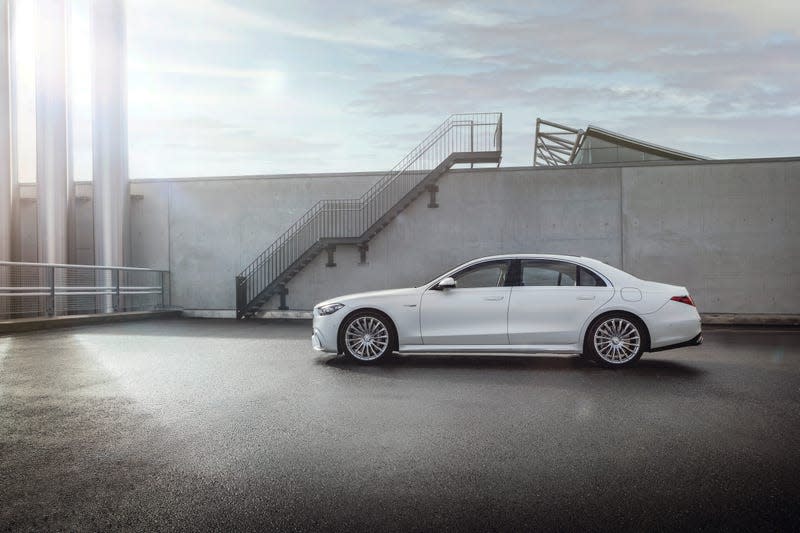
[[577, 295, 596, 300], [483, 296, 504, 301]]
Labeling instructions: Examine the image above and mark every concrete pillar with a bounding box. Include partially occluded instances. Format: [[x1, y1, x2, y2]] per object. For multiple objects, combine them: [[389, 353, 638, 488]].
[[0, 0, 10, 263], [35, 0, 70, 264], [91, 0, 129, 269]]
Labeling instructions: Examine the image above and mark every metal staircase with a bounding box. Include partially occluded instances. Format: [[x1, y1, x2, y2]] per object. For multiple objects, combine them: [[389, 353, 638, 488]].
[[235, 113, 503, 318]]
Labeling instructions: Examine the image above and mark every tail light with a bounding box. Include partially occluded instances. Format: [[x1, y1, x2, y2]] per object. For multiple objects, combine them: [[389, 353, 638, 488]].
[[671, 295, 695, 306]]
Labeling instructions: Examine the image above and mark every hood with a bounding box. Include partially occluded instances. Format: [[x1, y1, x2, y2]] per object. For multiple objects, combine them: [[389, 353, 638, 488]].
[[314, 287, 421, 308]]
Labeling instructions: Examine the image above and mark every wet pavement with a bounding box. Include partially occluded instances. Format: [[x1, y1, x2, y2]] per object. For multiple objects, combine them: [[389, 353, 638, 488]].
[[1, 318, 799, 531]]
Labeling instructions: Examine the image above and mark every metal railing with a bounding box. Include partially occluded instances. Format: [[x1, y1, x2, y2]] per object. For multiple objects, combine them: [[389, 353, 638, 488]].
[[0, 261, 170, 320], [237, 113, 503, 317]]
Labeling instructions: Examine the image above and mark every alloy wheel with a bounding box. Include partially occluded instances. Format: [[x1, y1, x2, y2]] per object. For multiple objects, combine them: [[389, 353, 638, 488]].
[[345, 316, 390, 361], [593, 317, 641, 364]]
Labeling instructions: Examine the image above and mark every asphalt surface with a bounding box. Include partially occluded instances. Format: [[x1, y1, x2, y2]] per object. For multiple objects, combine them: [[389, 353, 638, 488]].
[[1, 318, 799, 532]]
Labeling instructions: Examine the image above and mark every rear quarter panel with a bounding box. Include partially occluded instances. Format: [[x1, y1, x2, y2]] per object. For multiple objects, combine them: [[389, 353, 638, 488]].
[[577, 286, 678, 349]]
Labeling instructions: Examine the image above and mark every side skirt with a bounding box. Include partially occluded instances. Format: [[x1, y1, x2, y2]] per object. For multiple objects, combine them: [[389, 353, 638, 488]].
[[398, 344, 582, 355]]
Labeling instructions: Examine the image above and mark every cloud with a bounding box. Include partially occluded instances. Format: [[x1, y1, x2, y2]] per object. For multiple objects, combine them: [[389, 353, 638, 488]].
[[129, 116, 341, 178], [346, 0, 800, 165], [115, 0, 800, 175]]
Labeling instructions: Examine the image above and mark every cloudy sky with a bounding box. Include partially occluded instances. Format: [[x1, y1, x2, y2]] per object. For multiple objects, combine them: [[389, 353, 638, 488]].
[[13, 0, 800, 179]]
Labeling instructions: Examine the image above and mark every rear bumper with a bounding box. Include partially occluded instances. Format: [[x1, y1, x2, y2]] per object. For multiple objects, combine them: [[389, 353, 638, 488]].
[[644, 300, 702, 350], [650, 332, 703, 353]]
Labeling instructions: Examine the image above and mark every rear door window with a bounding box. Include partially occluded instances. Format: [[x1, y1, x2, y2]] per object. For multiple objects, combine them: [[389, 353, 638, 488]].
[[520, 260, 577, 286]]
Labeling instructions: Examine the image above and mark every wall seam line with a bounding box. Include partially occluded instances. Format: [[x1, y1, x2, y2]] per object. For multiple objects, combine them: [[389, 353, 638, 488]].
[[619, 167, 624, 271]]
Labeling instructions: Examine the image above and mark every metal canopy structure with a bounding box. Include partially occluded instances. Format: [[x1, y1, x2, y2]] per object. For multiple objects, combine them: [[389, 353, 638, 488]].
[[533, 119, 585, 167], [533, 118, 708, 167]]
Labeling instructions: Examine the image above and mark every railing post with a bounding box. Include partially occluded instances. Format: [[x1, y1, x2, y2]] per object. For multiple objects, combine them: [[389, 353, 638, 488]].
[[470, 120, 475, 168], [470, 120, 474, 153], [235, 276, 246, 319], [498, 113, 503, 159], [47, 266, 55, 317], [160, 270, 166, 309], [113, 270, 120, 312]]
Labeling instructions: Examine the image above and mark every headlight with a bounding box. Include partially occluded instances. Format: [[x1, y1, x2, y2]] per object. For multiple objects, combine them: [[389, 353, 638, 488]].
[[316, 303, 344, 316]]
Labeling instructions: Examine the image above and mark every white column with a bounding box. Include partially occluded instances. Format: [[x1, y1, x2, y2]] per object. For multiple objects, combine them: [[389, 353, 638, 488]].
[[0, 0, 12, 262], [0, 0, 10, 318], [35, 0, 70, 264], [92, 0, 129, 269]]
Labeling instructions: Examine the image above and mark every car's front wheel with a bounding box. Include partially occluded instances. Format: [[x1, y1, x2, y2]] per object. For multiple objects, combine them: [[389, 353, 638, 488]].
[[341, 312, 395, 364], [586, 314, 645, 368]]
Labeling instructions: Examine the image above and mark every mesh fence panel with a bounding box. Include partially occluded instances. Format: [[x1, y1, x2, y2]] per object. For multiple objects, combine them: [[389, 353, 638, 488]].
[[0, 262, 169, 320]]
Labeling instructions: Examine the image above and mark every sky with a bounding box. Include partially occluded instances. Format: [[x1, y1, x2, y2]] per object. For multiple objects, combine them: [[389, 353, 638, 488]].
[[12, 0, 800, 180]]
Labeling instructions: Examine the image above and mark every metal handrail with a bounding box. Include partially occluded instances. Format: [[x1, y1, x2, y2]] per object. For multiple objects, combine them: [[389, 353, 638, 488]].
[[0, 260, 168, 273], [0, 261, 170, 318], [236, 113, 502, 315]]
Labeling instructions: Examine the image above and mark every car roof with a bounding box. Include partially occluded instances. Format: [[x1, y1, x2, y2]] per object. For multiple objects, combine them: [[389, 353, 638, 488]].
[[474, 253, 581, 261], [444, 254, 635, 286]]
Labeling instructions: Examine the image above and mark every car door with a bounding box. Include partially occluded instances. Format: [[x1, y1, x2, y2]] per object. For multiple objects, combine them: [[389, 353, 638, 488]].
[[420, 260, 512, 345], [507, 260, 614, 345]]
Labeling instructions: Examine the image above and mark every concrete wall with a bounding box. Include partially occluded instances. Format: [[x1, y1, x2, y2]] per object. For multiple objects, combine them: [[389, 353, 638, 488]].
[[621, 161, 800, 314], [13, 159, 800, 315], [265, 160, 799, 314]]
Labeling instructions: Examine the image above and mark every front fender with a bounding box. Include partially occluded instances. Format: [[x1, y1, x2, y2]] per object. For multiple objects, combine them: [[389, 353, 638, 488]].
[[339, 299, 421, 346]]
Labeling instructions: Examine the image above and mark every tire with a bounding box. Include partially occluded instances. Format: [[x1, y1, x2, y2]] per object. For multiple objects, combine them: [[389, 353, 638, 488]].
[[585, 314, 645, 368], [341, 311, 396, 364]]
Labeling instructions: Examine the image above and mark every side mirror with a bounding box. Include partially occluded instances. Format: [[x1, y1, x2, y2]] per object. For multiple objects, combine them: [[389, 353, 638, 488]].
[[436, 277, 456, 290]]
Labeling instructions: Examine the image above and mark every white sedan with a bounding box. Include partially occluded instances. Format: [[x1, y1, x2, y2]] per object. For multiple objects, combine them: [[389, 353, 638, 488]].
[[311, 254, 702, 368]]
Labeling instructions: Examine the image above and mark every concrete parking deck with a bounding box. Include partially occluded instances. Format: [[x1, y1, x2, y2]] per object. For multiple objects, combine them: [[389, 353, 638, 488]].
[[1, 318, 799, 531]]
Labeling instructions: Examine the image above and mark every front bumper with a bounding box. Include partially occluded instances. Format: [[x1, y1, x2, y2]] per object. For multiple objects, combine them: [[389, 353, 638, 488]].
[[311, 310, 343, 353], [311, 330, 324, 351]]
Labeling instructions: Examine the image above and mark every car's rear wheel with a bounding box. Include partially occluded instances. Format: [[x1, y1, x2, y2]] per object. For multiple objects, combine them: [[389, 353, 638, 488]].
[[342, 312, 394, 364], [586, 314, 645, 368]]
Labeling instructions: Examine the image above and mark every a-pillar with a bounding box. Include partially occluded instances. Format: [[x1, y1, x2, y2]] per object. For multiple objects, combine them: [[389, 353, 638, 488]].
[[35, 0, 70, 264], [92, 0, 129, 311]]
